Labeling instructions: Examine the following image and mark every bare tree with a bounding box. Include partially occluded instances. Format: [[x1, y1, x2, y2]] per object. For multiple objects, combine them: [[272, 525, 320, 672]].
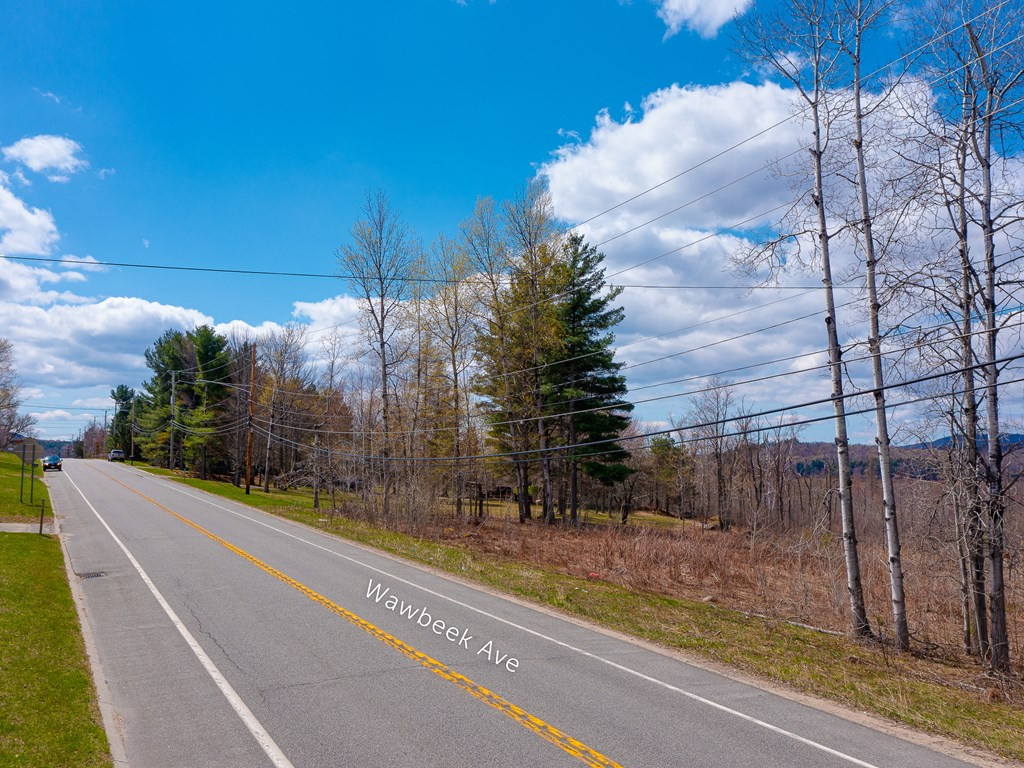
[[338, 189, 418, 519], [687, 377, 737, 530], [428, 233, 480, 519], [463, 197, 532, 520], [0, 338, 35, 452], [734, 0, 872, 637], [503, 181, 563, 524], [258, 324, 314, 492], [909, 0, 1024, 673], [317, 329, 354, 511], [836, 0, 910, 649]]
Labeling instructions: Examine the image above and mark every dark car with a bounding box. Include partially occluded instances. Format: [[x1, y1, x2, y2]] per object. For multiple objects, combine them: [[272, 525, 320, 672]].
[[42, 455, 62, 471], [107, 449, 125, 462]]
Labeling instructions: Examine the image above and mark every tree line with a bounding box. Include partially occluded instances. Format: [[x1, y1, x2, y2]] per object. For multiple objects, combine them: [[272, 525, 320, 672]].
[[121, 183, 634, 528]]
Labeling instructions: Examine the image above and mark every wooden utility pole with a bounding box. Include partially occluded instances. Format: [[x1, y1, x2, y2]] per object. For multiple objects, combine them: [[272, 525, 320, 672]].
[[129, 395, 136, 464], [245, 343, 255, 494], [169, 370, 176, 471]]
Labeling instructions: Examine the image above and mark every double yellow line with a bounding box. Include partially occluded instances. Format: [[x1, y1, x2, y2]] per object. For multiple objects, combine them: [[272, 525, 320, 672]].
[[104, 470, 624, 768]]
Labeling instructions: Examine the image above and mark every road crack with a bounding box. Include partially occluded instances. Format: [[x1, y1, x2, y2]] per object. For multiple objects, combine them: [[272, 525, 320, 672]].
[[182, 600, 246, 677]]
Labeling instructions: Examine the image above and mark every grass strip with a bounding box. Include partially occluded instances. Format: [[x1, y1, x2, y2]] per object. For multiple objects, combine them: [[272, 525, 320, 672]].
[[139, 467, 1024, 761], [0, 534, 112, 768], [0, 452, 51, 523]]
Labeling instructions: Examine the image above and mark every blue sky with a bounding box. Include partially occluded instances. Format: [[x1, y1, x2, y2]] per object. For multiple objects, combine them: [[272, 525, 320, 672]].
[[5, 0, 743, 325], [2, 1, 752, 321], [3, 0, 1018, 443]]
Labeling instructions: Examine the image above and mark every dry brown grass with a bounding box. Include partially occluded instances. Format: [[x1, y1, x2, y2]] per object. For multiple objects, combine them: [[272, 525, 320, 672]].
[[419, 511, 1022, 680]]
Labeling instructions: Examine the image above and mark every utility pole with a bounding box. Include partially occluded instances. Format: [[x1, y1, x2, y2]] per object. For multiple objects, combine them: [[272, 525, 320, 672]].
[[245, 343, 255, 495], [170, 370, 176, 472], [130, 395, 136, 464], [313, 430, 320, 510]]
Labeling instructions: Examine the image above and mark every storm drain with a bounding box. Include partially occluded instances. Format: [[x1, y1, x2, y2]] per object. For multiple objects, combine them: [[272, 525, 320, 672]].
[[77, 571, 106, 579]]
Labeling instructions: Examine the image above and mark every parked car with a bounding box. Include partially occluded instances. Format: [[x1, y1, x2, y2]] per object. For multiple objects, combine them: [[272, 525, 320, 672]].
[[107, 449, 125, 462], [42, 455, 63, 471]]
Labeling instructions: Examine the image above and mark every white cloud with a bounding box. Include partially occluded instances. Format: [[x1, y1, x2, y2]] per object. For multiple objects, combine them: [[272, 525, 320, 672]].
[[0, 180, 59, 255], [0, 257, 92, 306], [213, 318, 288, 340], [72, 396, 116, 408], [654, 0, 752, 38], [542, 81, 803, 234], [29, 408, 94, 423], [33, 88, 61, 104], [2, 135, 87, 180], [0, 296, 212, 389], [538, 79, 867, 434], [292, 295, 362, 330], [57, 254, 107, 272]]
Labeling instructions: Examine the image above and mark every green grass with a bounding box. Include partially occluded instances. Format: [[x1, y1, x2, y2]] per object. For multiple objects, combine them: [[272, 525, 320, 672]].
[[138, 466, 1024, 761], [0, 534, 112, 768], [0, 452, 51, 523]]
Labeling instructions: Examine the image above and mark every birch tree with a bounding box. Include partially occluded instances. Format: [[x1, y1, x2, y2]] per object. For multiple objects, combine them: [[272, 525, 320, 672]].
[[735, 0, 872, 637], [836, 0, 910, 649]]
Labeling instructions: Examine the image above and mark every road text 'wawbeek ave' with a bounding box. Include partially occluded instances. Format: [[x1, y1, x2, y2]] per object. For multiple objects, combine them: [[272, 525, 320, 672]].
[[366, 579, 519, 672]]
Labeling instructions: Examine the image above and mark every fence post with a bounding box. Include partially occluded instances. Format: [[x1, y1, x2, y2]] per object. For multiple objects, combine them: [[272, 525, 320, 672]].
[[19, 444, 26, 502]]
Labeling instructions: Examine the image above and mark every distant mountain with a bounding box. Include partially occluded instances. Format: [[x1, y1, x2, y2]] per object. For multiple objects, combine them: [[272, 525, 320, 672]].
[[903, 434, 1024, 451], [787, 434, 1024, 479]]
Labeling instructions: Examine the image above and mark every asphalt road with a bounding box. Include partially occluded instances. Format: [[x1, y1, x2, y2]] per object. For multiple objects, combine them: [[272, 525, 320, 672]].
[[49, 458, 982, 768]]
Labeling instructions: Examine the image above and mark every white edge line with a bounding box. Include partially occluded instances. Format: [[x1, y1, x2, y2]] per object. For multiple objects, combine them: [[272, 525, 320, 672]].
[[141, 471, 881, 768], [54, 495, 130, 766], [65, 471, 295, 768]]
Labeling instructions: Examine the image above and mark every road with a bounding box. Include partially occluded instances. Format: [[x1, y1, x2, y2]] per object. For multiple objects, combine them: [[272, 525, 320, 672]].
[[49, 458, 981, 768]]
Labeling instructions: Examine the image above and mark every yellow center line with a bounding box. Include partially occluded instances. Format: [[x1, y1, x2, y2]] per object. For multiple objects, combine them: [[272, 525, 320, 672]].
[[101, 468, 624, 768]]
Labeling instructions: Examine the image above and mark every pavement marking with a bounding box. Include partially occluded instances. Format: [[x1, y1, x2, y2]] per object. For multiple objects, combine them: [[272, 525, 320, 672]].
[[134, 469, 884, 768], [64, 471, 295, 768], [102, 467, 624, 768]]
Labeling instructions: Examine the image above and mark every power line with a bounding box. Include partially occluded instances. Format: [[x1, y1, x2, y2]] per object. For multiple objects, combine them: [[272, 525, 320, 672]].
[[246, 315, 1024, 440], [197, 301, 1024, 440], [567, 0, 1015, 229], [249, 358, 1024, 464]]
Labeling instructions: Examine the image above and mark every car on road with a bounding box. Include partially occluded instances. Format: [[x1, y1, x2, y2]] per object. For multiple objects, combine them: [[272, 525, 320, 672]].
[[42, 455, 62, 471], [107, 449, 125, 462]]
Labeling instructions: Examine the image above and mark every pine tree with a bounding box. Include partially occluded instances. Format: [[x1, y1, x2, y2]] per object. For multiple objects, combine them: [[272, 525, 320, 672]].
[[546, 233, 633, 524]]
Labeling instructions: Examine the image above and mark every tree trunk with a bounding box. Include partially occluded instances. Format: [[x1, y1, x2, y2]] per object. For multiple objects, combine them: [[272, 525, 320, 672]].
[[811, 91, 872, 638], [848, 15, 908, 649]]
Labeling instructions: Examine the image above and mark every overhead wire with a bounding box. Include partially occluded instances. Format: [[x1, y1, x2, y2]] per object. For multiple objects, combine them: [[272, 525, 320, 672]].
[[195, 299, 1024, 439], [248, 355, 1024, 464], [247, 315, 1024, 440]]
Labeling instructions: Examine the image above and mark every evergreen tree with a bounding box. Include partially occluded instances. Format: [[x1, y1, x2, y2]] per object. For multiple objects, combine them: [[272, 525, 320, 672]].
[[136, 325, 231, 471], [546, 233, 633, 523], [137, 329, 190, 466], [109, 384, 135, 454]]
